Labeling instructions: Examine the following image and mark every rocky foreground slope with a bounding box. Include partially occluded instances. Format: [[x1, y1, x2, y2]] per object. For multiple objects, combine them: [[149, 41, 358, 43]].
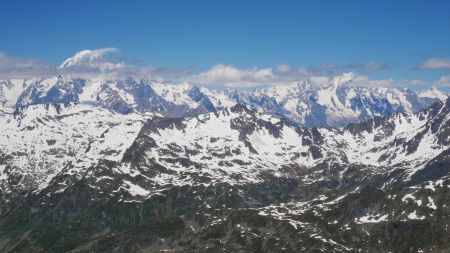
[[0, 98, 449, 252]]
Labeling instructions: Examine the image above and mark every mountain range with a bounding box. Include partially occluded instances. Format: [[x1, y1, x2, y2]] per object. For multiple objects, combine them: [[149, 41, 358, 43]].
[[0, 73, 447, 128], [0, 98, 449, 252], [0, 52, 449, 252]]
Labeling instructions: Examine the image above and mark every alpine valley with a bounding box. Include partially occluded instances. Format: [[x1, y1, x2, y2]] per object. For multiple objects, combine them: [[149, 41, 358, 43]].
[[0, 52, 450, 253]]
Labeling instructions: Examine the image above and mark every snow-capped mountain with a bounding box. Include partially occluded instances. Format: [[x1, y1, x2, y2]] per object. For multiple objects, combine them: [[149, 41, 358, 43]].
[[2, 50, 447, 128], [418, 86, 448, 107], [0, 73, 446, 128], [0, 79, 34, 107], [58, 48, 124, 71], [1, 51, 447, 128], [1, 51, 449, 252], [0, 101, 449, 252], [231, 73, 447, 127]]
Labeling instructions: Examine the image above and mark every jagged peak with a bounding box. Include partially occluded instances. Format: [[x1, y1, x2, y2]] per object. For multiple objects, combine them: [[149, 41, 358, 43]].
[[328, 72, 357, 89], [418, 85, 448, 101]]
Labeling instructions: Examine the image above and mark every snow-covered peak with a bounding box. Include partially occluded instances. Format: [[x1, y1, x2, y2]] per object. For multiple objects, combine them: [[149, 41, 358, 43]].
[[0, 79, 34, 107], [329, 72, 357, 88], [59, 48, 123, 71], [418, 86, 448, 101], [0, 72, 448, 128], [0, 103, 145, 192]]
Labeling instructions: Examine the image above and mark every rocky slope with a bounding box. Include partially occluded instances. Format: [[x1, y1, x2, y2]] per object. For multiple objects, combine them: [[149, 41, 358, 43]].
[[0, 99, 449, 252]]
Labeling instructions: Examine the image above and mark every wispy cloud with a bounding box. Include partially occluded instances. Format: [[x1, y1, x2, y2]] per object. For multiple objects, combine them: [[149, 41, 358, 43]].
[[59, 48, 122, 71], [333, 75, 396, 88], [0, 52, 56, 79], [347, 61, 389, 73], [417, 58, 450, 70], [433, 75, 450, 87]]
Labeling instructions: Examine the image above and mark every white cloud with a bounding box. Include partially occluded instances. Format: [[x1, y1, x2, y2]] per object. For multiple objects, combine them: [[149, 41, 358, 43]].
[[0, 50, 437, 90], [186, 63, 344, 87], [0, 52, 55, 79], [309, 76, 330, 86], [418, 58, 450, 70], [275, 64, 293, 74], [59, 48, 123, 71], [187, 64, 274, 87], [400, 79, 430, 86], [187, 64, 397, 88], [59, 48, 198, 80], [434, 76, 450, 87]]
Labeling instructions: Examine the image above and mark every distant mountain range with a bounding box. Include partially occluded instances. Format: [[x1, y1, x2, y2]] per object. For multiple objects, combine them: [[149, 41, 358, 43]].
[[0, 73, 447, 127]]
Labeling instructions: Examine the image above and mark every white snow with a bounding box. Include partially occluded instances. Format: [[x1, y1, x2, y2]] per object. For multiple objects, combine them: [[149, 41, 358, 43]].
[[123, 180, 151, 197], [427, 196, 437, 210], [79, 79, 103, 104], [0, 79, 33, 107], [418, 86, 448, 101], [355, 214, 388, 224], [0, 104, 145, 192], [407, 210, 426, 220]]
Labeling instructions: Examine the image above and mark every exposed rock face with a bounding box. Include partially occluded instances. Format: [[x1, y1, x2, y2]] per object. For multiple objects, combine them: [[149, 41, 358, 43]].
[[0, 99, 449, 252]]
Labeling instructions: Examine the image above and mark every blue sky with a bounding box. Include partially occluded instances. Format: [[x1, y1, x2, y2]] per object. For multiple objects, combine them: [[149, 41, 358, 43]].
[[1, 0, 450, 88]]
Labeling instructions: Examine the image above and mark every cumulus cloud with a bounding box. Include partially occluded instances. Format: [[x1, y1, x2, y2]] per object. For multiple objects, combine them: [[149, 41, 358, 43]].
[[185, 63, 351, 87], [418, 58, 450, 70], [187, 64, 275, 87], [186, 63, 394, 88]]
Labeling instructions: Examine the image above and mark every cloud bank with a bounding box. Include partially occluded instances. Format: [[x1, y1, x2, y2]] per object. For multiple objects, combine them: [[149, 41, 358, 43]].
[[0, 52, 55, 79], [419, 58, 450, 70], [185, 62, 392, 88], [0, 48, 191, 80], [0, 48, 444, 89]]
